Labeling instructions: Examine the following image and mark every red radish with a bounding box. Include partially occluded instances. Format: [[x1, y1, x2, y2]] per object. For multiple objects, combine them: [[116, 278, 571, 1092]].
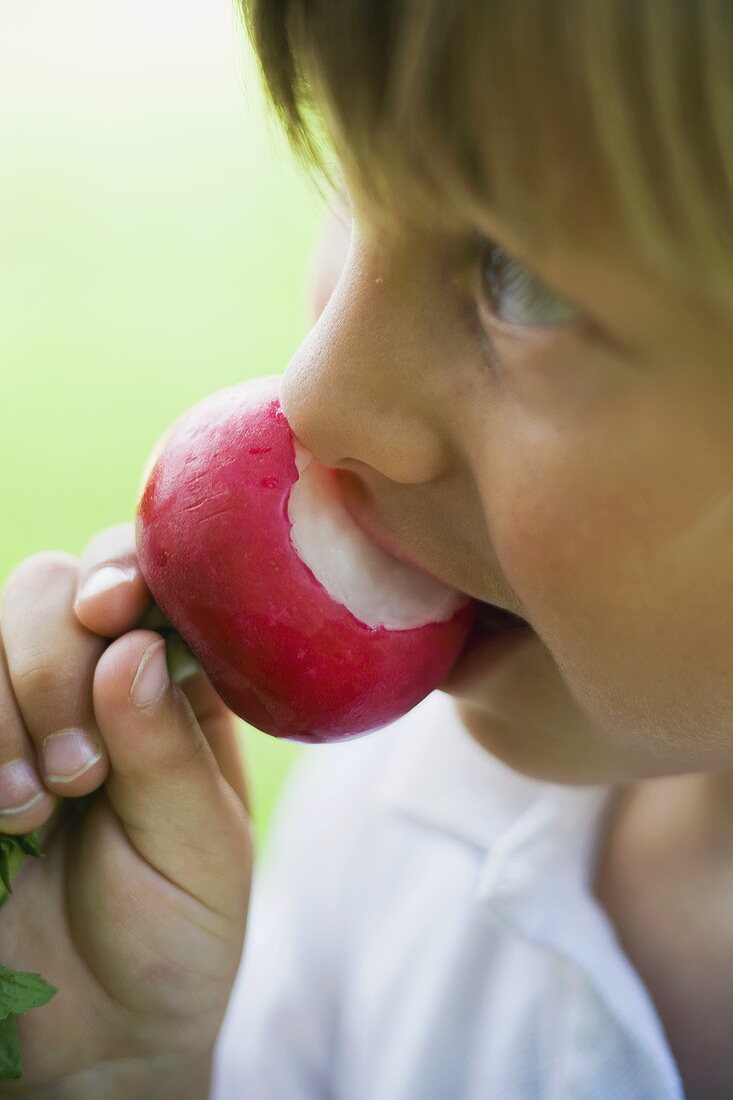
[[135, 376, 476, 742]]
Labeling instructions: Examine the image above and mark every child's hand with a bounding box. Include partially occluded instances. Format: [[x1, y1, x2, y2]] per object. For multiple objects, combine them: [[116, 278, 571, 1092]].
[[0, 523, 252, 1095]]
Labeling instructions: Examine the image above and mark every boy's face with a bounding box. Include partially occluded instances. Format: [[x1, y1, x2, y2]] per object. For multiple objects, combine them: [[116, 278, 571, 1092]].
[[282, 190, 733, 785]]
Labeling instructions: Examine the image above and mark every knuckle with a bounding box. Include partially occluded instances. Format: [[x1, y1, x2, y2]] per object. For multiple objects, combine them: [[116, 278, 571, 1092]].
[[11, 652, 78, 709], [4, 551, 79, 600]]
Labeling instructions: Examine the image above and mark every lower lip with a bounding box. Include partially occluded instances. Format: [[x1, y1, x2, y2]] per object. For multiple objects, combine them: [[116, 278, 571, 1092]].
[[440, 612, 535, 694], [334, 473, 534, 689]]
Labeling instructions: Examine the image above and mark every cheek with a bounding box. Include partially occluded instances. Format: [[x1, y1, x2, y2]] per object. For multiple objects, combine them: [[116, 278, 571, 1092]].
[[484, 401, 733, 766]]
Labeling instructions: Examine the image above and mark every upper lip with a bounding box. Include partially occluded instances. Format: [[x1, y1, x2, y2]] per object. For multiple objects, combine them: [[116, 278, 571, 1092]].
[[335, 470, 436, 574], [338, 479, 415, 568], [336, 470, 529, 622]]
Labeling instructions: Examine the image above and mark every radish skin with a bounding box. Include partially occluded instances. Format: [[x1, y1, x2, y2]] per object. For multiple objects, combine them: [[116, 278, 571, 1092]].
[[136, 377, 476, 742]]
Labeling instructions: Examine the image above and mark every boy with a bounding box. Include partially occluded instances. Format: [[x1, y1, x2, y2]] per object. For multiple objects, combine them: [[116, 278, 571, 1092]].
[[1, 2, 732, 1096]]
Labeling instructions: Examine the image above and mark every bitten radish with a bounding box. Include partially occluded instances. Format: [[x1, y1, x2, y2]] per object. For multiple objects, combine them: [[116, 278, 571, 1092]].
[[136, 377, 476, 741]]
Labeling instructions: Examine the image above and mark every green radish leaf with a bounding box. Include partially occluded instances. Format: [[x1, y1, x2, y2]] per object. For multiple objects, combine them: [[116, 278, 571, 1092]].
[[0, 1014, 22, 1079], [0, 830, 58, 1078], [0, 831, 45, 902], [0, 966, 58, 1021], [15, 833, 43, 859]]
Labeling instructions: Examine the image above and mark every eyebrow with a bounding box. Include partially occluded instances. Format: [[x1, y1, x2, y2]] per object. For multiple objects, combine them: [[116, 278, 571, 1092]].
[[471, 205, 548, 259]]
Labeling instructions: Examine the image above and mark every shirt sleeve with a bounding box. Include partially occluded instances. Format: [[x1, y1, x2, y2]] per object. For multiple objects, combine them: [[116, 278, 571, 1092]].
[[210, 743, 366, 1100]]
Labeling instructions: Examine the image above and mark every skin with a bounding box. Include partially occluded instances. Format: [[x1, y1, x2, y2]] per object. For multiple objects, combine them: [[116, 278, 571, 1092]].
[[294, 189, 733, 1093], [284, 187, 733, 797], [0, 532, 252, 1095], [2, 175, 733, 1092]]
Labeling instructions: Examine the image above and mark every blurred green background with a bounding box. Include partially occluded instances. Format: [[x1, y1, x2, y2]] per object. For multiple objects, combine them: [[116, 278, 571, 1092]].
[[0, 0, 325, 847]]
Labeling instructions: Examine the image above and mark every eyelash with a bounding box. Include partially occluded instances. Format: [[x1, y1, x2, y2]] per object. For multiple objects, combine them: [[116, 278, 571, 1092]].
[[471, 239, 587, 371], [479, 242, 581, 328]]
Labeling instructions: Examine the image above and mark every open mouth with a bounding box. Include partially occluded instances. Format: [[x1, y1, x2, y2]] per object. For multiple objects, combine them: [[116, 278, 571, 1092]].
[[473, 600, 531, 634], [332, 464, 532, 637], [290, 443, 471, 629], [439, 598, 534, 694]]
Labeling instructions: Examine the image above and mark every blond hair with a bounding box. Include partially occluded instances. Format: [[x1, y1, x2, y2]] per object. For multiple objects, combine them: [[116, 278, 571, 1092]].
[[241, 0, 733, 322]]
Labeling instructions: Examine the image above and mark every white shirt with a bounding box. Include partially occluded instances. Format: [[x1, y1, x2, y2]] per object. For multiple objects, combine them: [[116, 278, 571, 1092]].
[[211, 690, 685, 1099]]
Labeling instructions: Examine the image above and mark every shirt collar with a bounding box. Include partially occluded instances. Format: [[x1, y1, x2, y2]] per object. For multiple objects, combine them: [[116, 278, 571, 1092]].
[[372, 690, 683, 1099], [373, 688, 616, 873]]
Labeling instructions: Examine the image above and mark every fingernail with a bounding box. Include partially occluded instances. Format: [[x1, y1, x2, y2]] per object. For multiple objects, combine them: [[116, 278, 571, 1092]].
[[0, 760, 46, 815], [42, 729, 103, 783], [131, 640, 169, 708], [75, 565, 134, 607]]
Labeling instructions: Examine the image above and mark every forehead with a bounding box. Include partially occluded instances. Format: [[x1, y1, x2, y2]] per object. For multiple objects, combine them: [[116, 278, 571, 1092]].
[[261, 0, 733, 342]]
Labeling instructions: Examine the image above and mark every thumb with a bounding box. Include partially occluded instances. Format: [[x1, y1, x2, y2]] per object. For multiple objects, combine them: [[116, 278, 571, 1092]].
[[177, 668, 251, 813], [92, 629, 252, 915]]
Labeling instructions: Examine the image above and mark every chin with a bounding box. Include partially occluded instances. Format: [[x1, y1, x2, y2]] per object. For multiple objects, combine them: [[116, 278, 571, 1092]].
[[445, 635, 626, 788]]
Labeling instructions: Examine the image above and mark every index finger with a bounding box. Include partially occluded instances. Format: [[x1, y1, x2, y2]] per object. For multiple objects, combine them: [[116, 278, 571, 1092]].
[[73, 521, 152, 638]]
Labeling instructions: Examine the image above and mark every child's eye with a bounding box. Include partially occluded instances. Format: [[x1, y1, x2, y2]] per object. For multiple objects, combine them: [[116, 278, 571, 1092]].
[[480, 242, 582, 329]]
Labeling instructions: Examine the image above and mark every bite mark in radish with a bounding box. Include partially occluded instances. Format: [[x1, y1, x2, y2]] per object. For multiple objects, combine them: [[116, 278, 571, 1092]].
[[136, 376, 476, 742], [288, 440, 468, 631]]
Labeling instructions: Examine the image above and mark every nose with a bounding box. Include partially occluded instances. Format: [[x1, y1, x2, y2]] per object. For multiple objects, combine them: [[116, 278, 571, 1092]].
[[280, 228, 451, 485]]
